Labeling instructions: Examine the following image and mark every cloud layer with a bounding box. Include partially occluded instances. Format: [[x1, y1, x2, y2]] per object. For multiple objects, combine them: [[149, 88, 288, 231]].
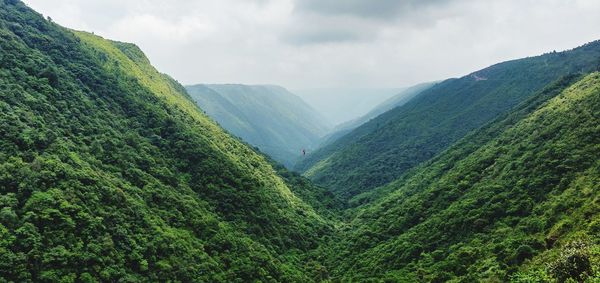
[[23, 0, 600, 89], [294, 0, 449, 19]]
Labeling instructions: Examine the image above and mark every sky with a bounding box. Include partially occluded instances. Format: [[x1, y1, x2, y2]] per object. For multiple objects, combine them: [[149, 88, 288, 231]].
[[22, 0, 600, 89]]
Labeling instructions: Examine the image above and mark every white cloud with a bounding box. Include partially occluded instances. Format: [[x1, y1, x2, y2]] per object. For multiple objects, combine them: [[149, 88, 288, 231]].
[[22, 0, 600, 89]]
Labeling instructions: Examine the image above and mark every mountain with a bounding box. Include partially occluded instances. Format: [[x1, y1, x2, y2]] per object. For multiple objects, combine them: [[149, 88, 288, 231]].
[[186, 84, 330, 168], [324, 72, 600, 281], [293, 87, 404, 125], [2, 1, 599, 282], [319, 82, 436, 147], [295, 42, 600, 200], [0, 2, 334, 281]]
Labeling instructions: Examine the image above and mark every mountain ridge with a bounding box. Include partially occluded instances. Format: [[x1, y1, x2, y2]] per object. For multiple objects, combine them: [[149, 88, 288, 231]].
[[318, 81, 437, 147], [0, 2, 332, 281], [295, 40, 600, 200], [1, 1, 599, 282], [325, 72, 600, 281]]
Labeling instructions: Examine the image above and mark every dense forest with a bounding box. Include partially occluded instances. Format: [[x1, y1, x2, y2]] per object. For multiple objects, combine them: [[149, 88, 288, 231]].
[[295, 42, 600, 200], [324, 73, 600, 281], [0, 1, 598, 282], [0, 1, 334, 281]]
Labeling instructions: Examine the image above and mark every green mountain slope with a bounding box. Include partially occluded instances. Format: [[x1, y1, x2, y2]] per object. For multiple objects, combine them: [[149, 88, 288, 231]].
[[319, 82, 436, 147], [0, 1, 333, 281], [2, 1, 599, 282], [295, 43, 600, 200], [186, 84, 331, 168], [325, 73, 600, 281]]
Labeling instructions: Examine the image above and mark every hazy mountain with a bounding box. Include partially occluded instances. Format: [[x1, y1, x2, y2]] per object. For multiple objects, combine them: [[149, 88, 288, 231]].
[[186, 84, 331, 168], [293, 87, 404, 125], [319, 82, 437, 146], [295, 41, 600, 200]]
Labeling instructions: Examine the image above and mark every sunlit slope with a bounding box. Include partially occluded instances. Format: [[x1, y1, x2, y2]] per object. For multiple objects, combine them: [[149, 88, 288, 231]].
[[0, 1, 330, 281], [327, 73, 600, 281], [296, 42, 600, 200]]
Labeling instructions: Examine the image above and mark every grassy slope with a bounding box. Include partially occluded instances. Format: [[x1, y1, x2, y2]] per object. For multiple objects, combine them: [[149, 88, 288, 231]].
[[296, 43, 600, 200], [0, 1, 332, 281], [326, 73, 600, 281]]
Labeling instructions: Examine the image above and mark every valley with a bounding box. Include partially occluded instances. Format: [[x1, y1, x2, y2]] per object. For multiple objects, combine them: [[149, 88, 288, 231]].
[[0, 1, 598, 282]]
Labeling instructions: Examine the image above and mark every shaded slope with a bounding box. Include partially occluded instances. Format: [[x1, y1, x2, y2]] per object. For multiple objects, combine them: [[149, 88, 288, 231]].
[[0, 2, 331, 281], [326, 73, 600, 281], [296, 42, 600, 200], [265, 154, 345, 221], [186, 84, 330, 168]]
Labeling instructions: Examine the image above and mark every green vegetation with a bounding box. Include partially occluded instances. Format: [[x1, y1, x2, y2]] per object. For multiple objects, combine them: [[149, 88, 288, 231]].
[[324, 73, 600, 281], [295, 42, 600, 200], [186, 84, 330, 168], [264, 154, 345, 220], [0, 1, 332, 281], [1, 1, 599, 282], [321, 82, 436, 147]]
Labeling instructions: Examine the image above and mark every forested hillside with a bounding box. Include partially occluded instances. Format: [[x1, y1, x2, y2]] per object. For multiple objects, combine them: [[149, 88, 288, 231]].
[[186, 84, 330, 168], [320, 82, 436, 147], [0, 1, 333, 281], [1, 1, 599, 282], [324, 73, 600, 281], [295, 42, 600, 200]]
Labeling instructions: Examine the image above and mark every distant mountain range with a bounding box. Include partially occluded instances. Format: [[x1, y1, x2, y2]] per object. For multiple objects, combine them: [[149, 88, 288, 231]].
[[186, 84, 331, 168], [293, 87, 404, 125], [319, 82, 437, 147]]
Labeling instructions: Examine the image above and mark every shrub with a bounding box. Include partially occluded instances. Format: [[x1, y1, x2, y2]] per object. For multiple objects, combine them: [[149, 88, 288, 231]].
[[548, 240, 592, 282]]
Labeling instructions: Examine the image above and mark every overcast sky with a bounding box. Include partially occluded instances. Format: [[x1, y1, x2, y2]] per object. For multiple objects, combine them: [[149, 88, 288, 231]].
[[22, 0, 600, 89]]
